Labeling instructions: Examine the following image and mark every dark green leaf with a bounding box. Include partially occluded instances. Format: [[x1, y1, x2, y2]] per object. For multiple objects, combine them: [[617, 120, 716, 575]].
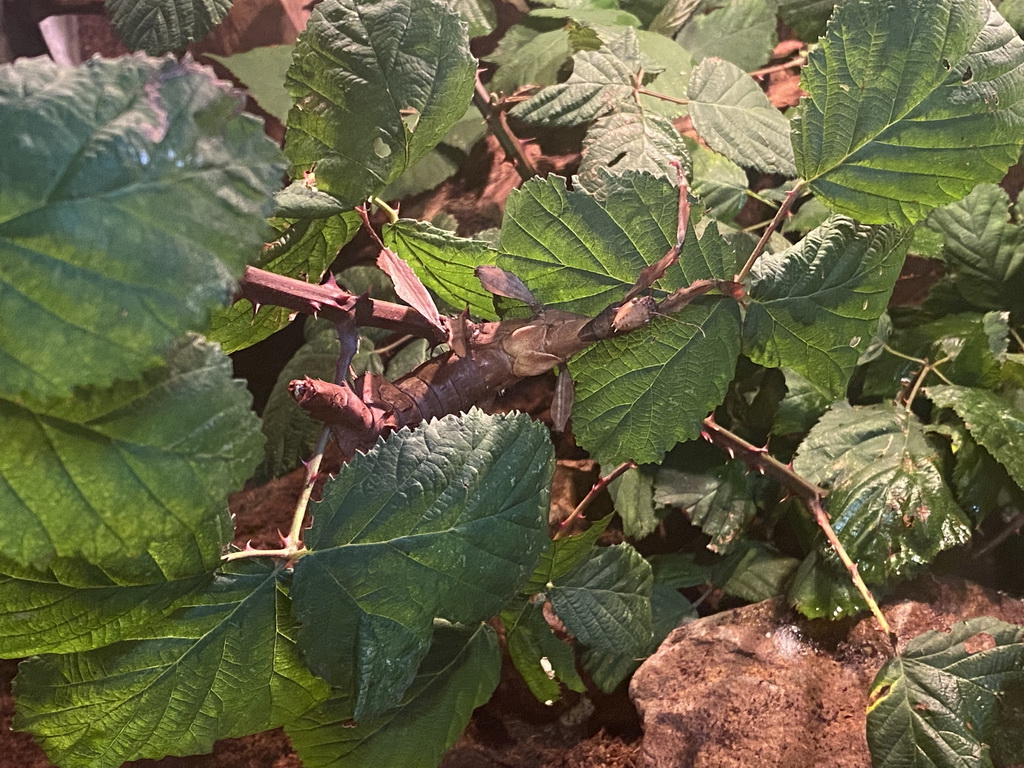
[[924, 183, 1024, 314], [205, 44, 295, 122], [688, 57, 796, 176], [655, 461, 756, 554], [793, 0, 1024, 225], [547, 543, 653, 655], [609, 464, 658, 540], [788, 549, 869, 619], [208, 212, 359, 353], [449, 0, 498, 37], [283, 0, 475, 205], [687, 138, 748, 223], [486, 23, 573, 94], [383, 219, 498, 318], [0, 337, 261, 570], [743, 216, 910, 398], [0, 56, 283, 399], [711, 540, 801, 603], [676, 0, 778, 71], [794, 403, 972, 585], [291, 410, 552, 719], [522, 516, 611, 598], [647, 552, 711, 589], [503, 601, 586, 703], [287, 622, 501, 768], [867, 617, 1024, 768], [510, 29, 639, 126], [105, 0, 232, 54], [928, 385, 1024, 492], [13, 563, 328, 768], [776, 0, 836, 41], [273, 181, 350, 219], [772, 368, 832, 435]]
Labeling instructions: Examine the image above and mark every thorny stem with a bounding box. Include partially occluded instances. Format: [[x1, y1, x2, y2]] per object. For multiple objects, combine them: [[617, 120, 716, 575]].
[[903, 355, 953, 410], [735, 182, 806, 284], [700, 415, 896, 645], [473, 72, 538, 182], [556, 461, 638, 538]]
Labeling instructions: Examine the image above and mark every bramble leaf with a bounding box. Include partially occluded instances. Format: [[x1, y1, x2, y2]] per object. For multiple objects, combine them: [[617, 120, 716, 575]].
[[287, 623, 501, 768], [0, 337, 261, 571], [502, 601, 586, 703], [867, 617, 1024, 768], [283, 0, 475, 205], [13, 562, 328, 768], [772, 368, 832, 435], [688, 57, 796, 176], [927, 385, 1024, 490], [547, 543, 653, 655], [793, 0, 1024, 225], [609, 465, 658, 540], [793, 403, 971, 586], [291, 410, 552, 720], [776, 0, 835, 42], [205, 44, 295, 123], [105, 0, 232, 54], [383, 219, 498, 319], [687, 139, 748, 222], [0, 56, 283, 400], [486, 22, 573, 95], [654, 461, 756, 554], [208, 212, 359, 353], [675, 0, 778, 72], [743, 216, 910, 398], [578, 111, 689, 196]]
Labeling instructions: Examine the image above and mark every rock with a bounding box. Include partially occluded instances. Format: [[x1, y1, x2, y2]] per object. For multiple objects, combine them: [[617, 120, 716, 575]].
[[629, 577, 1024, 768]]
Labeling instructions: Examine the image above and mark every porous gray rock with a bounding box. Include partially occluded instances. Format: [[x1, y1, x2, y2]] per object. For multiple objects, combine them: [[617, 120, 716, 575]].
[[629, 577, 1024, 768]]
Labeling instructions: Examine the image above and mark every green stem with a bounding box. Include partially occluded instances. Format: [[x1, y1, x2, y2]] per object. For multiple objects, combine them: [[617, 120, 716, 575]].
[[371, 196, 399, 225], [735, 182, 805, 284]]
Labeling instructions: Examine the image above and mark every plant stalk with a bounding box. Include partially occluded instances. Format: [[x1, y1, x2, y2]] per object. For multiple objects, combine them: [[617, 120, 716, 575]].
[[735, 181, 805, 284], [472, 72, 538, 181]]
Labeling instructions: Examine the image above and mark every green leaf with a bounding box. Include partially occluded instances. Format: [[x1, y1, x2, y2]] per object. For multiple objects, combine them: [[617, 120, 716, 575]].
[[676, 0, 778, 71], [257, 319, 348, 482], [924, 183, 1024, 313], [609, 464, 658, 539], [0, 56, 283, 400], [743, 216, 910, 398], [486, 23, 573, 94], [449, 0, 498, 37], [522, 516, 611, 597], [647, 552, 711, 589], [283, 0, 475, 205], [788, 549, 870, 619], [635, 30, 694, 118], [0, 560, 210, 657], [13, 562, 329, 768], [654, 461, 757, 554], [776, 0, 836, 42], [383, 219, 498, 318], [578, 111, 689, 197], [547, 543, 653, 655], [206, 44, 295, 123], [105, 0, 232, 54], [928, 385, 1024, 491], [772, 368, 832, 435], [867, 617, 1024, 768], [687, 138, 748, 223], [793, 0, 1024, 226], [794, 403, 972, 585], [208, 212, 359, 353], [287, 622, 501, 768], [503, 601, 586, 703], [291, 410, 552, 720], [0, 337, 261, 571], [687, 57, 797, 176], [273, 181, 350, 219], [711, 541, 801, 603], [649, 0, 702, 36], [510, 29, 639, 126]]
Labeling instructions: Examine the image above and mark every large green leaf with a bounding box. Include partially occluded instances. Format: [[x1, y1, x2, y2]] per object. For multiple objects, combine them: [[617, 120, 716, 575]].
[[291, 410, 552, 720], [675, 0, 777, 72], [510, 29, 638, 126], [206, 44, 296, 123], [283, 0, 475, 205], [13, 562, 329, 768], [867, 617, 1024, 768], [486, 22, 573, 94], [743, 216, 910, 398], [546, 543, 653, 655], [928, 385, 1024, 489], [654, 461, 757, 554], [793, 403, 971, 585], [499, 173, 741, 463], [0, 337, 261, 571], [105, 0, 233, 54], [578, 111, 689, 197], [0, 559, 210, 657], [0, 56, 283, 400], [688, 57, 796, 176], [208, 212, 359, 353], [502, 600, 586, 703], [924, 184, 1024, 313], [383, 219, 498, 318], [287, 622, 501, 768], [609, 464, 658, 540], [793, 0, 1024, 225]]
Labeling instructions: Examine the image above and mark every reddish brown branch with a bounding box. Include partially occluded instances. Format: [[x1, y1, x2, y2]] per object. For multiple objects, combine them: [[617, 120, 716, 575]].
[[473, 72, 538, 182]]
